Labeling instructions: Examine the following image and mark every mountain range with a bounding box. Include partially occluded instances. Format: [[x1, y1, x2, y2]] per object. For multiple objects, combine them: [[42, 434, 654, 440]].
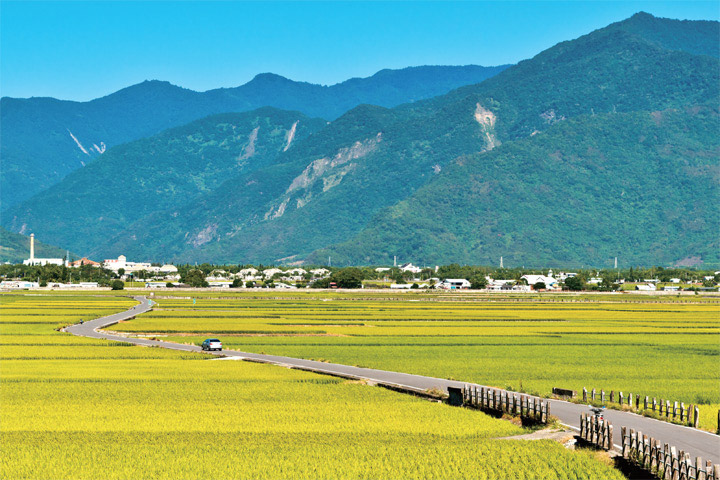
[[2, 12, 718, 268], [0, 64, 508, 208]]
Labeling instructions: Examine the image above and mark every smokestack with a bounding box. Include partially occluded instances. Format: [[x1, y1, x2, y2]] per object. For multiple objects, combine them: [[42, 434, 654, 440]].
[[30, 234, 35, 261]]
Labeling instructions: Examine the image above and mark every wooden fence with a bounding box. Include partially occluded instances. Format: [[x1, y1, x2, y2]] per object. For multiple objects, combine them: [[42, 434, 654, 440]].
[[462, 385, 549, 424], [579, 414, 720, 480], [622, 426, 720, 480], [582, 387, 701, 428], [579, 413, 613, 450]]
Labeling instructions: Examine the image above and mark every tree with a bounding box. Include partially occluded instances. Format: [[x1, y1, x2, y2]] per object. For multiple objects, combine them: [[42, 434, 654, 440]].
[[564, 276, 584, 291], [110, 280, 124, 290], [245, 281, 256, 288], [331, 268, 364, 289], [470, 275, 487, 290], [311, 277, 331, 289], [533, 281, 546, 290], [117, 268, 125, 277], [231, 279, 242, 288], [183, 269, 208, 288]]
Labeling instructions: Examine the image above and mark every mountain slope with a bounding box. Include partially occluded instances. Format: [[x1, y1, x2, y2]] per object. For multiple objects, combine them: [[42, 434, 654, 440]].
[[309, 107, 720, 267], [4, 13, 718, 266], [0, 227, 69, 264], [105, 12, 719, 264], [0, 65, 508, 208], [3, 109, 326, 255]]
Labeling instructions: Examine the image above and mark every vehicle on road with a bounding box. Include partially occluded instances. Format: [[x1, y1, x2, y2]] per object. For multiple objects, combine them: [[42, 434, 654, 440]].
[[201, 338, 222, 351], [589, 406, 605, 421]]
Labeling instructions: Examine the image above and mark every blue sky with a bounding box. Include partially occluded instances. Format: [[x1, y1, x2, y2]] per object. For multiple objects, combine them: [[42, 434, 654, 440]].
[[1, 1, 717, 101]]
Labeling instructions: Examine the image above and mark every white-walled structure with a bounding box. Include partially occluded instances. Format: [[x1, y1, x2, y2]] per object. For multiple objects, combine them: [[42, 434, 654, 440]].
[[23, 234, 65, 266], [103, 255, 151, 273]]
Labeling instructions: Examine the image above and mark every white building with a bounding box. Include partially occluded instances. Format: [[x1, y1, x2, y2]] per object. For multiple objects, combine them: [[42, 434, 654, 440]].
[[103, 255, 152, 273], [375, 267, 392, 273], [1, 280, 40, 289], [399, 263, 423, 274], [635, 283, 657, 291], [263, 268, 284, 278], [521, 275, 557, 289], [436, 279, 471, 290], [390, 283, 413, 289], [22, 234, 65, 266], [310, 268, 330, 277]]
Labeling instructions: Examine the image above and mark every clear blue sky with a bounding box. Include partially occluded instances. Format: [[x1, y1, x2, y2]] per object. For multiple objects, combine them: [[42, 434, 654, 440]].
[[1, 1, 717, 101]]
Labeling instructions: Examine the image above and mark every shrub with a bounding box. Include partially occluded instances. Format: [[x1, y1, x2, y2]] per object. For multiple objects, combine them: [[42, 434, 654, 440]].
[[110, 280, 124, 290]]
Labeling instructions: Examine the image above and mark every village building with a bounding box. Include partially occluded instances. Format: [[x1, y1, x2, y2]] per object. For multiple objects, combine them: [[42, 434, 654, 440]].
[[521, 274, 558, 289], [399, 263, 423, 274], [262, 268, 284, 278], [436, 279, 471, 290], [103, 255, 152, 273], [69, 257, 101, 267]]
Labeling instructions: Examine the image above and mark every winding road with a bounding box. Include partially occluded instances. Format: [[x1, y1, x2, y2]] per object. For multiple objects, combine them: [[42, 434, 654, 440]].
[[66, 295, 719, 464]]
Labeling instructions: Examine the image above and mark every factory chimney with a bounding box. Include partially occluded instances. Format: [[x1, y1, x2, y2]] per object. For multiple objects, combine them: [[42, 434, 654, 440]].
[[30, 234, 35, 262]]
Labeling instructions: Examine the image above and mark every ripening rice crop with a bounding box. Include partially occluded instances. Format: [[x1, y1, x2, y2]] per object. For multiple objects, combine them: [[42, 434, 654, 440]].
[[1, 292, 625, 479], [113, 291, 720, 429]]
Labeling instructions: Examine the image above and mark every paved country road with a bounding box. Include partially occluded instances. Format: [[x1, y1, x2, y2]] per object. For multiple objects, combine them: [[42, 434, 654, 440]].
[[66, 296, 720, 464]]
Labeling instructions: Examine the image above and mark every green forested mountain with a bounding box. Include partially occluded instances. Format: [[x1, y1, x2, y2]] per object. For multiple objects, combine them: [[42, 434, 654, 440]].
[[1, 65, 507, 208], [3, 13, 718, 267], [0, 227, 68, 264], [309, 107, 720, 268], [3, 109, 326, 255]]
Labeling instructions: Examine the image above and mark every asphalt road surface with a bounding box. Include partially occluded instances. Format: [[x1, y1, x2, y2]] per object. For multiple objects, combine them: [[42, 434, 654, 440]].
[[66, 296, 720, 464]]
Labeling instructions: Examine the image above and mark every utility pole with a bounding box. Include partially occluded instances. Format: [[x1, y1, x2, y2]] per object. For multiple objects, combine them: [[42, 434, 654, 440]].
[[500, 256, 504, 269]]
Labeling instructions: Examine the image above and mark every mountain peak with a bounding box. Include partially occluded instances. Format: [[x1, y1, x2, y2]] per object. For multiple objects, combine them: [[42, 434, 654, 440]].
[[249, 73, 294, 84]]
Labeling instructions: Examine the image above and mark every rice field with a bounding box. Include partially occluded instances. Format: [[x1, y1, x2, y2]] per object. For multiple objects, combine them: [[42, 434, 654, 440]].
[[112, 291, 720, 430], [1, 292, 624, 479]]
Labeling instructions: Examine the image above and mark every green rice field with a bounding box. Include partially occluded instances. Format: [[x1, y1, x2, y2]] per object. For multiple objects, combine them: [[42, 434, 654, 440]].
[[112, 290, 720, 430], [1, 292, 624, 479]]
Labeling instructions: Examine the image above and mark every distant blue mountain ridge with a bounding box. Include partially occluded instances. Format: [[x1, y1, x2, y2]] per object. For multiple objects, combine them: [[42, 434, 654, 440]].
[[0, 64, 509, 208]]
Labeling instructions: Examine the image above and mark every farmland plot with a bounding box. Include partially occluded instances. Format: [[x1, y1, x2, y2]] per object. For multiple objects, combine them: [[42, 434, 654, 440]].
[[116, 292, 720, 430], [1, 293, 622, 479]]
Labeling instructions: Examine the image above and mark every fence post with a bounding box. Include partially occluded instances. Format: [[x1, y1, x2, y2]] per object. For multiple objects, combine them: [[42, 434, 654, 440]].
[[666, 400, 671, 418], [636, 394, 640, 410], [617, 391, 622, 404], [653, 397, 657, 411], [601, 389, 605, 403], [621, 426, 627, 457], [696, 457, 705, 480], [644, 396, 648, 410], [693, 406, 699, 428], [592, 388, 596, 401], [680, 403, 685, 422], [611, 390, 615, 403], [545, 401, 550, 424], [583, 387, 587, 402]]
